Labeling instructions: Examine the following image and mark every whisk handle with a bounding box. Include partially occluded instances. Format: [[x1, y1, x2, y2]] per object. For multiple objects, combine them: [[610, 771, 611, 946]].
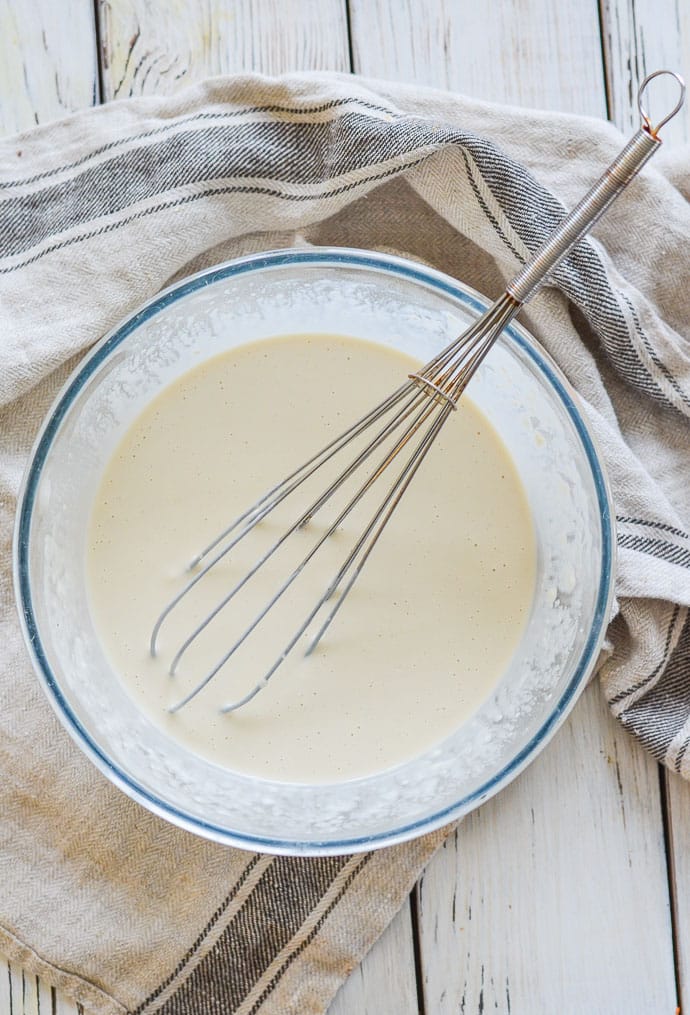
[[506, 70, 685, 305]]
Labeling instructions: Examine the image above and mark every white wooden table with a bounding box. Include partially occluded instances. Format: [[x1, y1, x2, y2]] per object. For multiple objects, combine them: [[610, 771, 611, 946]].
[[1, 2, 689, 1013]]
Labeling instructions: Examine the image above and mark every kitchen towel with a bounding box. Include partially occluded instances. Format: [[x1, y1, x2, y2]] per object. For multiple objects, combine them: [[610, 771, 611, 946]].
[[1, 72, 689, 1014]]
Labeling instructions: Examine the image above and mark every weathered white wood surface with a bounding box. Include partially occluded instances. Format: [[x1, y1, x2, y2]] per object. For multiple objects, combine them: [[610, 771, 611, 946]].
[[98, 0, 350, 100], [349, 0, 607, 116], [416, 684, 676, 1012], [0, 0, 98, 136], [601, 0, 690, 145], [1, 962, 79, 1015], [1, 1, 688, 1013]]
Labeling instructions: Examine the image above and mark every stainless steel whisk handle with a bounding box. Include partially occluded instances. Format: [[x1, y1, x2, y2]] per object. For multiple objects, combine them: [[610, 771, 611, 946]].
[[506, 69, 686, 305]]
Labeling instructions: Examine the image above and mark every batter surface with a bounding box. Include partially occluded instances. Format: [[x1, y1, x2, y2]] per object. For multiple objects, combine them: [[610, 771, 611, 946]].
[[87, 333, 536, 782]]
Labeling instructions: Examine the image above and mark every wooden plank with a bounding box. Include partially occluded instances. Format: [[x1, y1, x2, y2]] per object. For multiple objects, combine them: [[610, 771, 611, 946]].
[[36, 977, 56, 1015], [97, 0, 350, 101], [328, 901, 419, 1015], [415, 684, 677, 1012], [56, 994, 81, 1015], [21, 970, 39, 1014], [0, 0, 97, 136], [601, 7, 689, 1009], [8, 963, 22, 1013], [0, 0, 97, 1002], [0, 962, 11, 1014], [601, 0, 690, 145], [349, 0, 606, 116], [666, 769, 690, 1013]]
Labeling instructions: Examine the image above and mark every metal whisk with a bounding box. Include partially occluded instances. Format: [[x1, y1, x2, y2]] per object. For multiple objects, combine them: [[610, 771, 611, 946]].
[[151, 70, 685, 714]]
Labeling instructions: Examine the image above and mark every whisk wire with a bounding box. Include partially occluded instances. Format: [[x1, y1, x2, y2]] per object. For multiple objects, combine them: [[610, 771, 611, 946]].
[[151, 380, 415, 656], [164, 381, 425, 672], [189, 381, 416, 566], [220, 395, 457, 713], [154, 297, 519, 664], [169, 382, 451, 711], [303, 398, 457, 660]]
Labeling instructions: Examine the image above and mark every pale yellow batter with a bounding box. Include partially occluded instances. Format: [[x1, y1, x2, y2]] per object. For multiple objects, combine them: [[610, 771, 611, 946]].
[[87, 334, 536, 782]]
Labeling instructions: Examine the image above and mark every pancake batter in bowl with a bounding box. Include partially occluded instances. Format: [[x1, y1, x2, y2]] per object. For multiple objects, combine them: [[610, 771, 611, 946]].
[[87, 333, 536, 783]]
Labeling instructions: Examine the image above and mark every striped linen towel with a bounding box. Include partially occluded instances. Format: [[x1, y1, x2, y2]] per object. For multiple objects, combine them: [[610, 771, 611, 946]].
[[1, 72, 689, 1014]]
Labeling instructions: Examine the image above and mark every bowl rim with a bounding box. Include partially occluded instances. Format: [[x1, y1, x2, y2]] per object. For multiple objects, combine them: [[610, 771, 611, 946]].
[[13, 246, 616, 855]]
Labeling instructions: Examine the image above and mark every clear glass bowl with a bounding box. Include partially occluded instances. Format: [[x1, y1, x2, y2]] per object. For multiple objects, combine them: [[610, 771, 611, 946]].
[[14, 248, 615, 855]]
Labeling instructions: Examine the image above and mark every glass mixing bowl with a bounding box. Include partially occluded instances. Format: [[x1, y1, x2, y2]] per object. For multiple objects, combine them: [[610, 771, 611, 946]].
[[14, 248, 615, 855]]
